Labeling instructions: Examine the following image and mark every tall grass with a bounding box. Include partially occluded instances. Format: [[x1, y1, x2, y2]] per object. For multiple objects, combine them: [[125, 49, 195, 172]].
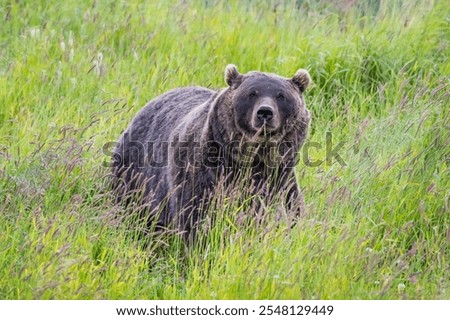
[[0, 0, 449, 299]]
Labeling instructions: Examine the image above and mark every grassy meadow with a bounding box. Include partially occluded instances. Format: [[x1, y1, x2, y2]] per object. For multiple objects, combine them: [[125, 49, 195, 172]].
[[0, 0, 449, 299]]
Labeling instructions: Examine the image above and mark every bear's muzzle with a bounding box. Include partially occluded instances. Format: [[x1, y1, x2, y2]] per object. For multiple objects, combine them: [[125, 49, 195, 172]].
[[252, 98, 280, 132]]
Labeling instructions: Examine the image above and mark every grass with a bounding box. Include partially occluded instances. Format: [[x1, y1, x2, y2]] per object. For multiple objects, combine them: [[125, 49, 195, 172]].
[[0, 0, 449, 299]]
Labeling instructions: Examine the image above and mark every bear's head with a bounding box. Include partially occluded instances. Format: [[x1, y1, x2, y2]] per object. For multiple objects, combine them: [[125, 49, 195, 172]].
[[223, 64, 311, 144]]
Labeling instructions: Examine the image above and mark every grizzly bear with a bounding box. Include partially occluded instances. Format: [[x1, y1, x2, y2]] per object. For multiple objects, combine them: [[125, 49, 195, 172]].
[[112, 65, 311, 239]]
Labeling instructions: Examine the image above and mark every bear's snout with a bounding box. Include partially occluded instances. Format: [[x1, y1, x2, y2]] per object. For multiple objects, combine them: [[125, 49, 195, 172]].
[[256, 106, 274, 122], [252, 98, 280, 131]]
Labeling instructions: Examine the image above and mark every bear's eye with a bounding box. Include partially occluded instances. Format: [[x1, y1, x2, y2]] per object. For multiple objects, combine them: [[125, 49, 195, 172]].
[[249, 92, 257, 99], [277, 93, 285, 101]]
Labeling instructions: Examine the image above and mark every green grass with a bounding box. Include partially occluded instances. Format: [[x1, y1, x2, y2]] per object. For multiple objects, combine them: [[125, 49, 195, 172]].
[[0, 0, 449, 299]]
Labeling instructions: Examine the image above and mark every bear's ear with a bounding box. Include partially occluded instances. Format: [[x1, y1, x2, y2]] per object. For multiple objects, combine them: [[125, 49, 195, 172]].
[[291, 69, 311, 93], [225, 64, 242, 88]]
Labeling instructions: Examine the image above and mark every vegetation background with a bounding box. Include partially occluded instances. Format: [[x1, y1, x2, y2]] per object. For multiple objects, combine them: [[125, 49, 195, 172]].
[[0, 0, 449, 299]]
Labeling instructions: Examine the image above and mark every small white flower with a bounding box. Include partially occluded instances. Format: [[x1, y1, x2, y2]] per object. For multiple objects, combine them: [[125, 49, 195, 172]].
[[30, 27, 40, 38], [60, 41, 66, 52], [133, 48, 139, 61], [41, 70, 47, 82], [95, 52, 103, 76], [69, 48, 74, 62], [57, 61, 63, 80], [68, 33, 74, 47], [398, 283, 406, 291]]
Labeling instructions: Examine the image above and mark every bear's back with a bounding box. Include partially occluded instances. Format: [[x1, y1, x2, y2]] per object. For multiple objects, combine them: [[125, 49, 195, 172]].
[[128, 86, 214, 143]]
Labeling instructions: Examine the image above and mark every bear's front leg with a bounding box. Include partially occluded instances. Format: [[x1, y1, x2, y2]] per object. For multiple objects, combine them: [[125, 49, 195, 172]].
[[285, 180, 305, 219], [170, 163, 216, 243], [273, 167, 306, 223]]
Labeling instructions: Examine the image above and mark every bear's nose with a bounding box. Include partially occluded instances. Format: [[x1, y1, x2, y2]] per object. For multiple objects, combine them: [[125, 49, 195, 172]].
[[256, 106, 274, 122]]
